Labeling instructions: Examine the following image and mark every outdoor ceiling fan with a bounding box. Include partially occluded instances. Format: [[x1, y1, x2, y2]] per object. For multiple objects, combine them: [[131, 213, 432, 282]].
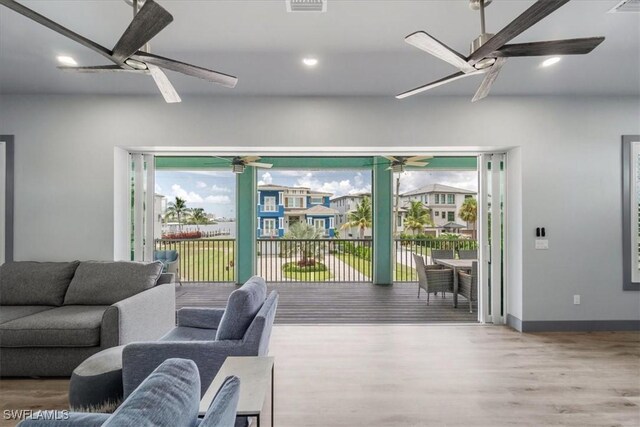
[[384, 156, 433, 173], [397, 0, 605, 102], [213, 156, 273, 174], [0, 0, 238, 103]]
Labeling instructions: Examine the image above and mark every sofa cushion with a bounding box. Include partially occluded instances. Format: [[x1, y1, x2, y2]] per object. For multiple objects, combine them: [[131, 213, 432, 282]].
[[0, 305, 110, 347], [0, 261, 80, 306], [63, 261, 163, 305], [0, 306, 56, 325], [216, 276, 267, 341]]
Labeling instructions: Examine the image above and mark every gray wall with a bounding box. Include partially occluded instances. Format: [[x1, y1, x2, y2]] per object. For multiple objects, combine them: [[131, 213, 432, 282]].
[[0, 94, 638, 323]]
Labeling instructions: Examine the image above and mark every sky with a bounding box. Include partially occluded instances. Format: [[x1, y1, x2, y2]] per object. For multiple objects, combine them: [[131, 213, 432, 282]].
[[156, 168, 477, 218]]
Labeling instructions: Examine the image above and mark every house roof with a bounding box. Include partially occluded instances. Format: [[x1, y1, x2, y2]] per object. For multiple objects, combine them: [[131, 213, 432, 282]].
[[441, 222, 467, 229], [258, 184, 332, 197], [304, 205, 339, 215], [330, 192, 371, 202], [401, 184, 476, 197]]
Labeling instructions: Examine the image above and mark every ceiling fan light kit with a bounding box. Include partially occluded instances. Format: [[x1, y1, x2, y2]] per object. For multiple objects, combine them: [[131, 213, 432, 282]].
[[398, 0, 605, 102], [0, 0, 238, 104]]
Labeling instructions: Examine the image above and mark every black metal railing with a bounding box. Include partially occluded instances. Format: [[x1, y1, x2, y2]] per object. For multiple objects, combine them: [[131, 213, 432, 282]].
[[155, 239, 236, 283], [393, 239, 478, 282], [257, 239, 373, 283]]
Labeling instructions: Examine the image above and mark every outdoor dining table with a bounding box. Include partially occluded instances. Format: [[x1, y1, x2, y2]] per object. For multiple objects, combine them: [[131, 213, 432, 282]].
[[433, 259, 477, 308]]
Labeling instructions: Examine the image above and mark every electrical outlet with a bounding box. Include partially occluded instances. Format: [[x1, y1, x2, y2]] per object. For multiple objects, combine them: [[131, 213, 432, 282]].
[[573, 295, 581, 305]]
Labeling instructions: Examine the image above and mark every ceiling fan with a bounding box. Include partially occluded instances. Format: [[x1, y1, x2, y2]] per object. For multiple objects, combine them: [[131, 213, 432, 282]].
[[0, 0, 238, 103], [397, 0, 605, 102], [384, 156, 433, 173], [213, 156, 273, 174]]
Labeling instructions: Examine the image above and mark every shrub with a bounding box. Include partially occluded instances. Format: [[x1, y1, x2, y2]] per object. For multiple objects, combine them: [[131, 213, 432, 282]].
[[162, 231, 202, 240], [282, 261, 327, 273]]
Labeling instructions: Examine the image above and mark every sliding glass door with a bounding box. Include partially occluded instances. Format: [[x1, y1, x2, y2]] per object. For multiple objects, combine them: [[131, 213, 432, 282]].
[[479, 154, 506, 324], [0, 141, 5, 265]]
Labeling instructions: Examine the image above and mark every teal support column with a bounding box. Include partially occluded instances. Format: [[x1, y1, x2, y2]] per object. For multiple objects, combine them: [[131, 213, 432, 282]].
[[236, 167, 256, 284], [373, 158, 393, 285]]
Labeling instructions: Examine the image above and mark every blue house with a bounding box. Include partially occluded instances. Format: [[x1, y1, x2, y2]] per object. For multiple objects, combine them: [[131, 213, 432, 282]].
[[257, 185, 338, 238]]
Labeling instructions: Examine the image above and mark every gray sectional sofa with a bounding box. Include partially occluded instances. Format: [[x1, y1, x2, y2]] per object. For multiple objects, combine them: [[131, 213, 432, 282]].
[[0, 261, 176, 377]]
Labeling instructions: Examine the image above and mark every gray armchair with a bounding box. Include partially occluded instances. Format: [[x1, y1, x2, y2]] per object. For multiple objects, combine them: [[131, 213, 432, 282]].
[[413, 254, 454, 305], [457, 261, 478, 313], [154, 250, 180, 284], [458, 249, 478, 260], [122, 276, 278, 398], [430, 249, 454, 264]]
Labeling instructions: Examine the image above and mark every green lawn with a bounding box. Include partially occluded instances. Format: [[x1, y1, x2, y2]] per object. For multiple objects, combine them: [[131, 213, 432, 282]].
[[282, 269, 333, 281], [336, 253, 416, 282], [158, 240, 235, 282]]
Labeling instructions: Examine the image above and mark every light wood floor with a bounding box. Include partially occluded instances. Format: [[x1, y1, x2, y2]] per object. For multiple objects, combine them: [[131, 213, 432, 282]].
[[177, 283, 478, 323], [1, 326, 639, 426]]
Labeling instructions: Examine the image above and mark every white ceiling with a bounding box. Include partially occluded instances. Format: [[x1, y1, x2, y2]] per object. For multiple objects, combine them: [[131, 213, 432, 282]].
[[1, 0, 638, 97]]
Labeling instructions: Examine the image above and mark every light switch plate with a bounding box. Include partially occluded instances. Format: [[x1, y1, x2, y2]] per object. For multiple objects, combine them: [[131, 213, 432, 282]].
[[535, 239, 549, 250]]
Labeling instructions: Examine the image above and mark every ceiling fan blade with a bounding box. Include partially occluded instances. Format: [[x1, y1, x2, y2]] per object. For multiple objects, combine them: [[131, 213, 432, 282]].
[[396, 70, 485, 99], [405, 31, 476, 73], [131, 52, 238, 88], [472, 57, 507, 103], [407, 155, 433, 162], [383, 156, 399, 162], [112, 0, 173, 63], [468, 0, 571, 65], [488, 37, 605, 58], [405, 162, 429, 167], [148, 64, 181, 103], [246, 162, 273, 169], [0, 0, 116, 64], [58, 65, 148, 73], [242, 156, 262, 163]]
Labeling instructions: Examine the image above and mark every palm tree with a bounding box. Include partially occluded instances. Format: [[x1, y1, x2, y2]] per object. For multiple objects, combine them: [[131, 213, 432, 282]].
[[283, 222, 324, 266], [342, 196, 372, 239], [404, 200, 433, 235], [165, 197, 191, 232], [459, 197, 478, 239], [189, 208, 208, 230]]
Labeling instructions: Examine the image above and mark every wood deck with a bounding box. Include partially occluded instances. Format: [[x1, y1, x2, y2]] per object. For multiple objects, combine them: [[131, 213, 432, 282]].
[[176, 282, 478, 324]]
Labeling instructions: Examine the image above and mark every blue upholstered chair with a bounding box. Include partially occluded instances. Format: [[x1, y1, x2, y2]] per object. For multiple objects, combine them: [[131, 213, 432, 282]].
[[122, 276, 278, 398], [17, 359, 240, 427], [154, 250, 180, 284]]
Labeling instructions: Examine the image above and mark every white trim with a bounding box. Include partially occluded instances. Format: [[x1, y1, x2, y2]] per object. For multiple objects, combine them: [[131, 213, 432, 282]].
[[329, 217, 335, 229], [278, 217, 284, 229], [278, 192, 284, 206], [632, 142, 640, 283]]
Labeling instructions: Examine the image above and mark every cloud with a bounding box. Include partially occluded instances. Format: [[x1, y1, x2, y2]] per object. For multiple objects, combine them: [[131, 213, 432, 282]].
[[258, 172, 273, 186], [210, 184, 231, 193], [195, 181, 208, 189], [295, 173, 371, 198], [205, 195, 231, 204], [171, 184, 204, 203]]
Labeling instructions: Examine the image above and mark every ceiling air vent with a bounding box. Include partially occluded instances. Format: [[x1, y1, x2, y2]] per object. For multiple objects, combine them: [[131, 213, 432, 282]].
[[286, 0, 327, 13], [608, 0, 640, 13]]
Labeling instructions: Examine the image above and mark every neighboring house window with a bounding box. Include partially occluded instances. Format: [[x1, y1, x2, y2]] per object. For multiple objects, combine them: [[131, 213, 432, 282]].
[[278, 218, 284, 229], [447, 212, 455, 222], [423, 194, 428, 204], [286, 197, 304, 208], [447, 194, 455, 204], [440, 194, 446, 204], [314, 219, 325, 230], [329, 217, 335, 229], [465, 194, 473, 200], [264, 196, 276, 212], [310, 196, 323, 204], [435, 211, 440, 217], [263, 218, 276, 236], [397, 214, 403, 226], [441, 211, 446, 218], [433, 194, 439, 204]]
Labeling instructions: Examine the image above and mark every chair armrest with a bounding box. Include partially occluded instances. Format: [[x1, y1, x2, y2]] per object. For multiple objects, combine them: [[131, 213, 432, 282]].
[[18, 412, 110, 426], [102, 283, 176, 347], [157, 273, 175, 285], [122, 340, 251, 398], [177, 307, 225, 329]]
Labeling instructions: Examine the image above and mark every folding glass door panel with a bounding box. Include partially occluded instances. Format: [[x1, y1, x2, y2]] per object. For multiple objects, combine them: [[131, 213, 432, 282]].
[[130, 154, 156, 262], [0, 142, 5, 265], [479, 154, 506, 324]]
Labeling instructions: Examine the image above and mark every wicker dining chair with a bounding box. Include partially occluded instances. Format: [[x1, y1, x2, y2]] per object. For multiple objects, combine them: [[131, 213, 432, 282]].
[[430, 249, 454, 264], [457, 261, 478, 313], [413, 254, 454, 305], [458, 249, 478, 260]]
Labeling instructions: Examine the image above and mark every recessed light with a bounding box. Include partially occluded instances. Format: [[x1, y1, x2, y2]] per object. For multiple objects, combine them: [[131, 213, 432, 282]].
[[541, 57, 561, 68], [302, 57, 318, 67], [56, 55, 77, 66]]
